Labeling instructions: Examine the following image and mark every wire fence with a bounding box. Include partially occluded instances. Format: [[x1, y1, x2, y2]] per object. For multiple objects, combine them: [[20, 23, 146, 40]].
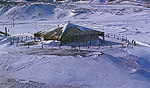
[[9, 33, 137, 50]]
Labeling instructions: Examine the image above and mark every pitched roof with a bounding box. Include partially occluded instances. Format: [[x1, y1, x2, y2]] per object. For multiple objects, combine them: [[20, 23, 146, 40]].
[[36, 22, 104, 37], [44, 27, 63, 36], [61, 22, 103, 36]]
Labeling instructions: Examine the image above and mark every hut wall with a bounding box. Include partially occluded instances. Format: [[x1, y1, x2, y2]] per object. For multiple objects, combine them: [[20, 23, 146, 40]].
[[61, 33, 104, 44], [44, 35, 60, 40]]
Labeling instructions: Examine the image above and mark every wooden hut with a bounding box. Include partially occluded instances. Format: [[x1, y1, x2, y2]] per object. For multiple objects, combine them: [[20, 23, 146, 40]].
[[34, 23, 105, 45], [60, 23, 104, 45]]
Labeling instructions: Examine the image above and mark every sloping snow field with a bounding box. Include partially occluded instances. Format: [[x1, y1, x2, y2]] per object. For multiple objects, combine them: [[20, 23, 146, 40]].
[[1, 1, 150, 88]]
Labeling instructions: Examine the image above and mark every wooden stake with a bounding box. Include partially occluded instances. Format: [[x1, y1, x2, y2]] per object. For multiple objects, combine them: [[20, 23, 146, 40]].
[[16, 41, 18, 47], [28, 42, 29, 48], [122, 43, 124, 48], [10, 38, 13, 45], [13, 19, 15, 27], [5, 27, 7, 36], [110, 44, 112, 48], [26, 36, 27, 41], [79, 45, 80, 50], [42, 42, 43, 49], [114, 34, 116, 38], [108, 34, 109, 38]]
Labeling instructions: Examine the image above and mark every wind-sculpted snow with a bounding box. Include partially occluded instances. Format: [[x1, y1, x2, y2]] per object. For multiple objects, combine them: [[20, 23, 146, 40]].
[[0, 46, 150, 88], [0, 1, 149, 21], [0, 3, 56, 20], [0, 1, 150, 88]]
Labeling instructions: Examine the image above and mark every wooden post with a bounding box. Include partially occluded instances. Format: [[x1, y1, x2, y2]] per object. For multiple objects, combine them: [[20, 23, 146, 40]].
[[17, 37, 19, 41], [90, 35, 92, 46], [42, 42, 43, 49], [83, 35, 84, 47], [132, 40, 134, 43], [108, 34, 109, 38], [5, 27, 7, 36], [103, 36, 105, 42], [122, 36, 124, 41], [28, 42, 29, 48], [26, 36, 27, 41], [110, 44, 112, 48], [79, 45, 80, 50], [117, 36, 119, 40], [13, 36, 15, 43], [16, 41, 18, 47], [10, 38, 13, 45], [34, 37, 36, 41], [13, 19, 15, 27], [21, 37, 23, 42], [134, 41, 136, 46], [122, 43, 124, 48], [88, 45, 89, 49]]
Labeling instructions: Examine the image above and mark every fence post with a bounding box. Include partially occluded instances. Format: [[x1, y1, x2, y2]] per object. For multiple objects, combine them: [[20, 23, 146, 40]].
[[13, 36, 15, 43], [17, 37, 19, 41], [122, 43, 124, 48], [114, 34, 115, 38], [10, 38, 13, 45], [122, 36, 124, 41], [21, 37, 23, 42], [34, 37, 36, 41], [108, 34, 109, 38], [117, 36, 119, 40], [110, 44, 112, 48], [88, 45, 89, 49], [5, 27, 8, 36], [28, 42, 29, 48], [26, 36, 27, 41], [16, 41, 18, 47], [134, 41, 136, 46], [79, 45, 80, 50], [42, 42, 43, 49], [132, 40, 134, 43]]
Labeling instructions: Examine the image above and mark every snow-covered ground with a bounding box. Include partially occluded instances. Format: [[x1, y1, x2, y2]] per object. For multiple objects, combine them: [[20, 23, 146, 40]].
[[1, 1, 150, 88]]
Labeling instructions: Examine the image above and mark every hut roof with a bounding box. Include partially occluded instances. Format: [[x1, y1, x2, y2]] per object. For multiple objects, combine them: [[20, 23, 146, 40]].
[[35, 22, 104, 38], [61, 23, 104, 36], [44, 27, 63, 36]]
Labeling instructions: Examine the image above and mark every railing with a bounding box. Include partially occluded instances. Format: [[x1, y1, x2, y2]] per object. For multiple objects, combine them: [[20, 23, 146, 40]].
[[9, 34, 137, 50]]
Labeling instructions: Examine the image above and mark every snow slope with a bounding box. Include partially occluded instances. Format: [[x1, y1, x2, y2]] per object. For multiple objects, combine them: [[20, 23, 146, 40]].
[[0, 2, 56, 21], [1, 1, 150, 88], [0, 45, 150, 88]]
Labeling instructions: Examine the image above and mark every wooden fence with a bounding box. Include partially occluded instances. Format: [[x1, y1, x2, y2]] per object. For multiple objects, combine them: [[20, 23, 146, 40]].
[[10, 34, 137, 50]]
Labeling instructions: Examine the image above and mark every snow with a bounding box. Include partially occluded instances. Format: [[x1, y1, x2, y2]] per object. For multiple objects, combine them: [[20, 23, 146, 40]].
[[1, 1, 150, 88]]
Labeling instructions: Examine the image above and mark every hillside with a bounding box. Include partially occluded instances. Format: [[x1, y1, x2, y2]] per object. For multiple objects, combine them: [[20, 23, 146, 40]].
[[0, 1, 149, 21], [0, 1, 150, 88]]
